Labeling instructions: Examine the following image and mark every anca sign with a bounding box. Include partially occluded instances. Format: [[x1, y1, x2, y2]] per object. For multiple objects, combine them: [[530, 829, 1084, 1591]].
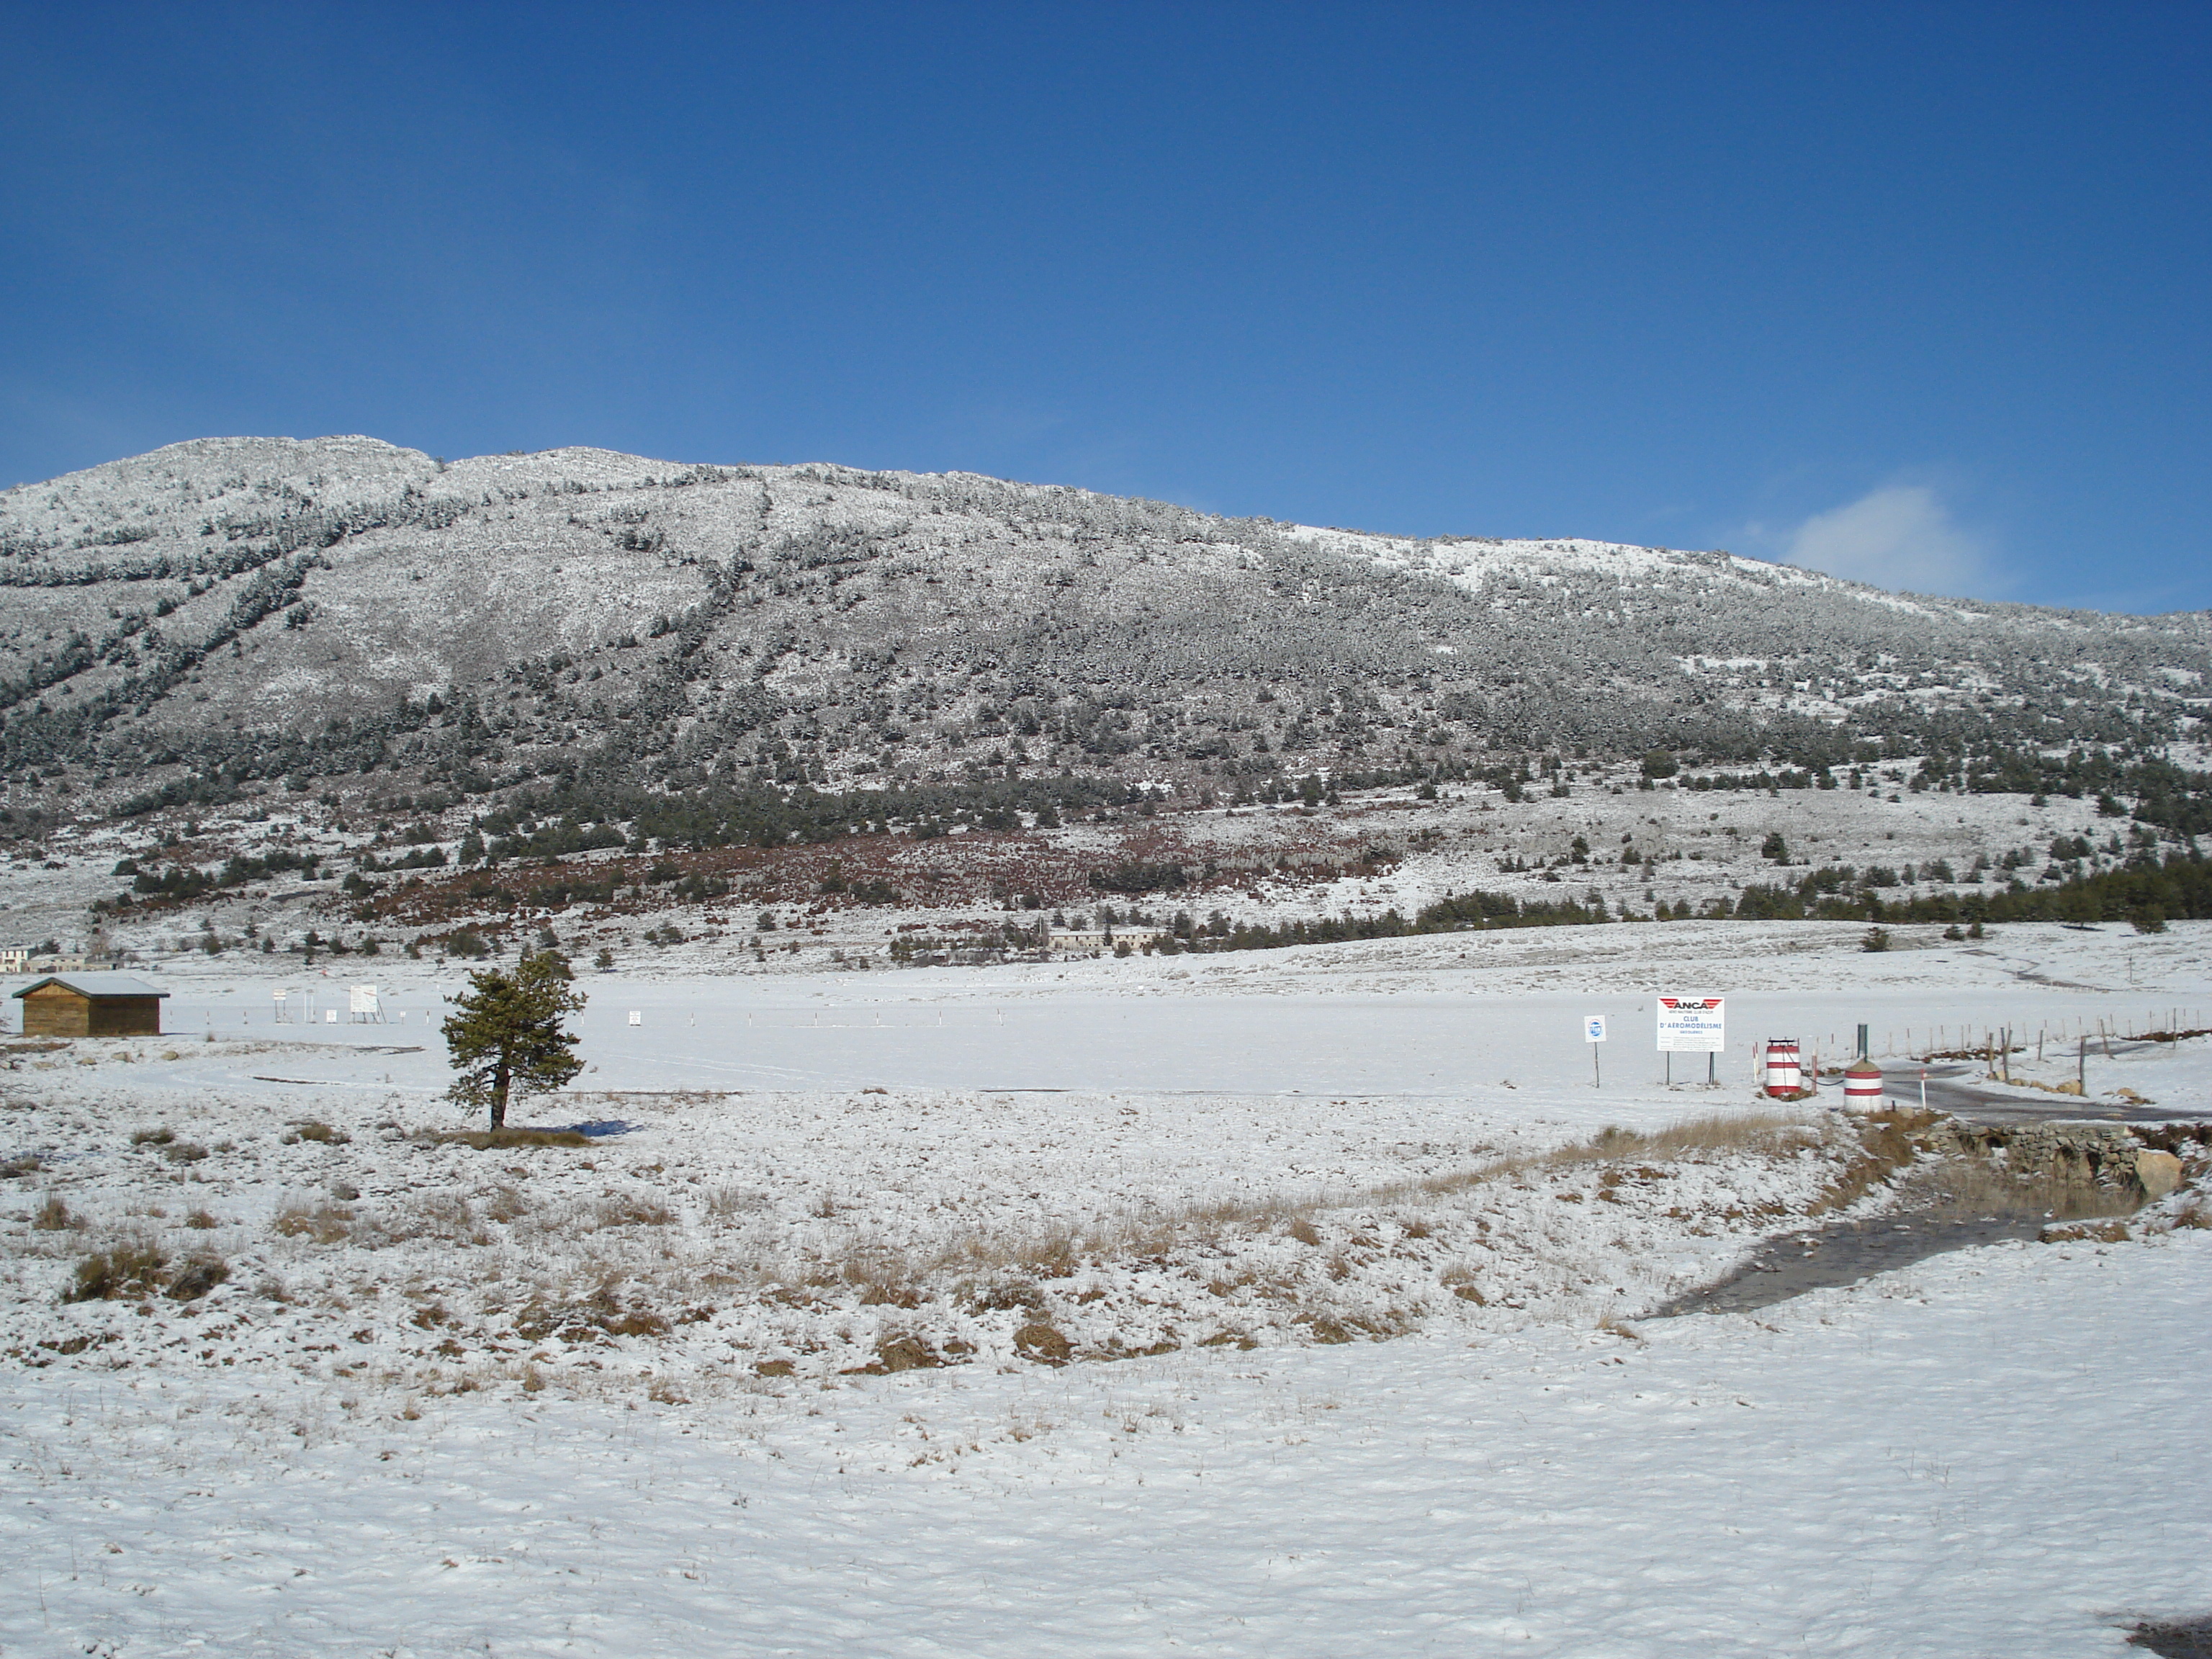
[[1655, 997, 1726, 1052]]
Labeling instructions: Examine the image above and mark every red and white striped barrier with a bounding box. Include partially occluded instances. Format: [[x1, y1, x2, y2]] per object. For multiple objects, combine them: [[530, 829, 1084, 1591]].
[[1763, 1038, 1804, 1097], [1843, 1059, 1885, 1111]]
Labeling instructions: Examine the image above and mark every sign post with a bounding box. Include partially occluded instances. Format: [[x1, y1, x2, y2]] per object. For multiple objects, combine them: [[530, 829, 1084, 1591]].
[[1656, 997, 1727, 1087], [1584, 1014, 1607, 1087]]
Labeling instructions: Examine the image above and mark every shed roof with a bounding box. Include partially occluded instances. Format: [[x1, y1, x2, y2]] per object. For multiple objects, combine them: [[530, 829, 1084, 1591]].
[[11, 974, 169, 1001]]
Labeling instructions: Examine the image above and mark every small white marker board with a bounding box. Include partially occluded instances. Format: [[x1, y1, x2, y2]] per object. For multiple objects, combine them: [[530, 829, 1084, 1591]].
[[1584, 1015, 1607, 1043], [628, 1010, 642, 1027]]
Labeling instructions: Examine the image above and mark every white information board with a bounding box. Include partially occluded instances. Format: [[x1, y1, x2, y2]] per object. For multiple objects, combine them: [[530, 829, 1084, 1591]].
[[1656, 996, 1726, 1052], [349, 984, 379, 1017], [1583, 1015, 1607, 1043]]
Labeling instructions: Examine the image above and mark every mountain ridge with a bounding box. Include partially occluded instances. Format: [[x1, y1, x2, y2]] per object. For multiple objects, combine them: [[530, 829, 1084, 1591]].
[[1, 436, 2206, 826]]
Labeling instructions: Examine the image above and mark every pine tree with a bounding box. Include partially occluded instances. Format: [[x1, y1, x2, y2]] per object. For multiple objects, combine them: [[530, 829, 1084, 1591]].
[[441, 950, 587, 1130]]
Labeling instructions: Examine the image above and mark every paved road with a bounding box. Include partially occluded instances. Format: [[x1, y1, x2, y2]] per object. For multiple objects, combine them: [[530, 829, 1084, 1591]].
[[1879, 1060, 2206, 1126]]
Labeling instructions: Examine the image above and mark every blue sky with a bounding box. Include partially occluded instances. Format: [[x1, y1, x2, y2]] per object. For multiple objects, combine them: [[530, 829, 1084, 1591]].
[[2, 2, 2206, 611]]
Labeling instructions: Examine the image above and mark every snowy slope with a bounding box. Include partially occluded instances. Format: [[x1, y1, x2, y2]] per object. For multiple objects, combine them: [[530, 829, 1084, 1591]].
[[2, 436, 2206, 805]]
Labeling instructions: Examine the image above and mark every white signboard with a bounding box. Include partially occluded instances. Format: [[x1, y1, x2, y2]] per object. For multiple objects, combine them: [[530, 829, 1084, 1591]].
[[349, 984, 379, 1017], [1656, 996, 1727, 1052], [628, 1010, 642, 1027], [1583, 1015, 1607, 1044]]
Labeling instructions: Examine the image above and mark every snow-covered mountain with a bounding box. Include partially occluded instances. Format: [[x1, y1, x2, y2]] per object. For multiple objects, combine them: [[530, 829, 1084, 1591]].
[[1, 436, 2206, 808]]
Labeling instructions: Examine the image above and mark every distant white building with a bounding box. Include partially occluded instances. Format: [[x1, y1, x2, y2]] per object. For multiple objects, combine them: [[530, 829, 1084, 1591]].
[[1050, 927, 1166, 956], [17, 950, 120, 974]]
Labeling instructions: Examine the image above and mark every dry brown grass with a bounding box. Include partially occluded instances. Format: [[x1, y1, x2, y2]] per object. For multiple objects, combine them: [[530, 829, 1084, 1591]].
[[954, 1274, 1046, 1314], [702, 1184, 765, 1220], [1012, 1322, 1071, 1364], [585, 1194, 676, 1230], [1336, 1111, 1830, 1218], [2167, 1194, 2212, 1231], [184, 1105, 1902, 1376], [65, 1241, 168, 1300], [433, 1128, 592, 1150], [32, 1195, 78, 1231], [482, 1185, 531, 1223], [1807, 1110, 1931, 1215], [789, 1107, 1841, 1303], [373, 1194, 492, 1246], [63, 1239, 229, 1302], [271, 1202, 355, 1244], [569, 1089, 721, 1108], [163, 1256, 230, 1299], [1605, 1111, 1822, 1159], [511, 1280, 672, 1344], [858, 1281, 925, 1308]]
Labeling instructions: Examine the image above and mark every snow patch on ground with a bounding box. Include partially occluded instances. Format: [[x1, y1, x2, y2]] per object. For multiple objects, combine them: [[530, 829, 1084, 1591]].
[[2, 1232, 2207, 1656]]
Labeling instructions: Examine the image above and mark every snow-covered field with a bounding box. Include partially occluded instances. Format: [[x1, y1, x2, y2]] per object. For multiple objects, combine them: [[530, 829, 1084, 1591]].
[[8, 1232, 2204, 1658], [2, 922, 2208, 1655]]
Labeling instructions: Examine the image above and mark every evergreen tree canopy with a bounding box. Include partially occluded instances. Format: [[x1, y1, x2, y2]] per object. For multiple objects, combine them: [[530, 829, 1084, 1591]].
[[441, 949, 587, 1130]]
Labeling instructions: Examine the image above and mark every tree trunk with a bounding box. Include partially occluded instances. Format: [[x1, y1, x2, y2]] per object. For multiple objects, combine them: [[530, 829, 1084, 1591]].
[[490, 1061, 510, 1130]]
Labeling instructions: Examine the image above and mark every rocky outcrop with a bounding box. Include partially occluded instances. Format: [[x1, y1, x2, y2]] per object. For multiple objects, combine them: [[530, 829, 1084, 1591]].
[[1929, 1117, 2209, 1197]]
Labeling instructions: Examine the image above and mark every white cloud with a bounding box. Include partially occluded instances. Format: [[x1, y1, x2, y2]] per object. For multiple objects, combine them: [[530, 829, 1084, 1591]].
[[1781, 485, 1994, 597]]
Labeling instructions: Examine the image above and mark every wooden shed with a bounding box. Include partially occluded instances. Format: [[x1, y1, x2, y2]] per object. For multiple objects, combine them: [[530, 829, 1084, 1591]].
[[12, 974, 169, 1038]]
